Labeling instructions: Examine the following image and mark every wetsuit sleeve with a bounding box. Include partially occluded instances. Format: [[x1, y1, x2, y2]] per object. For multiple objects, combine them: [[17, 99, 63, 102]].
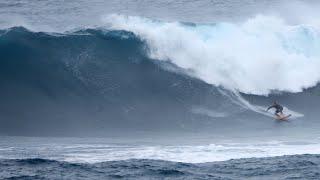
[[267, 105, 275, 111]]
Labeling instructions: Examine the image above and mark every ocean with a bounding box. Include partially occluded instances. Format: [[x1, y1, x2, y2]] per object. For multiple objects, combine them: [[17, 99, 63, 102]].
[[1, 0, 320, 179]]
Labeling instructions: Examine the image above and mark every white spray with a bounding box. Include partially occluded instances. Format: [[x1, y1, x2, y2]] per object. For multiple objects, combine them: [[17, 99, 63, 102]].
[[104, 14, 320, 96]]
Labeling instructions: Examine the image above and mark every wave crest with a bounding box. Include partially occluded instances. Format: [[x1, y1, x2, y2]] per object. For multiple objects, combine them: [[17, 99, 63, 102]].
[[105, 14, 320, 95]]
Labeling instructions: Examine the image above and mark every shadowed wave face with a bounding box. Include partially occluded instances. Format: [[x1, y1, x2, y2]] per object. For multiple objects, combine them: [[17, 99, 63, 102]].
[[0, 27, 232, 136], [0, 27, 320, 137]]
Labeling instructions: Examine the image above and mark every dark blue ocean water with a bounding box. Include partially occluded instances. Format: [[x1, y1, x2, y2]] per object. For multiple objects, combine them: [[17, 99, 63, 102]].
[[1, 155, 320, 180]]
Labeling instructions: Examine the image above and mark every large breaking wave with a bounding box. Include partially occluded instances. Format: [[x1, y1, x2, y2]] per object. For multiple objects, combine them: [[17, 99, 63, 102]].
[[0, 18, 319, 136], [105, 14, 320, 95]]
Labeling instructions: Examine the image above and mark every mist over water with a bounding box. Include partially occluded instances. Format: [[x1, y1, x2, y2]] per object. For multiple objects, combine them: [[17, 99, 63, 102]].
[[1, 0, 320, 32]]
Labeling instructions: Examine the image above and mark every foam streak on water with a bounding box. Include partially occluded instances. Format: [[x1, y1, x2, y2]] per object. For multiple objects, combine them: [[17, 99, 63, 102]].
[[1, 137, 320, 163]]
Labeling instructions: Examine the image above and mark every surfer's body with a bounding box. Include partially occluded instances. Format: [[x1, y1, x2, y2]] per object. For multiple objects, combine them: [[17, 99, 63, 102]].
[[267, 101, 284, 117]]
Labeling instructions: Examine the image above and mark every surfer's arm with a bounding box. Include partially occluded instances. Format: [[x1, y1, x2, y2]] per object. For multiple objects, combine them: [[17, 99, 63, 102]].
[[266, 105, 274, 111]]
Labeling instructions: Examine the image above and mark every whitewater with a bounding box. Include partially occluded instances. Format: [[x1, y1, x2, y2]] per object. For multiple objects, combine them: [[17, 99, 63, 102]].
[[105, 14, 320, 95], [1, 136, 320, 164]]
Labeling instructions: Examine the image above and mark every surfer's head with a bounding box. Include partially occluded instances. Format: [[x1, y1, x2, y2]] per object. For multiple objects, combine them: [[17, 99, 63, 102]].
[[273, 101, 277, 105]]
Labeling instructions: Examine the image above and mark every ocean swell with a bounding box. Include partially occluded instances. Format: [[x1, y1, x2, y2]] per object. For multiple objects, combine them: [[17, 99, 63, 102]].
[[0, 26, 318, 136], [0, 27, 239, 135], [1, 155, 320, 179]]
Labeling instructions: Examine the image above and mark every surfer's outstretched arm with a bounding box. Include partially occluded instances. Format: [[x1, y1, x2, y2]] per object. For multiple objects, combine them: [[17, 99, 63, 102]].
[[266, 105, 274, 111]]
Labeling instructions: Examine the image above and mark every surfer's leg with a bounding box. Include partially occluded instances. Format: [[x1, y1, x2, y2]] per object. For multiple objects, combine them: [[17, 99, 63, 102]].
[[279, 109, 284, 115], [279, 107, 284, 115]]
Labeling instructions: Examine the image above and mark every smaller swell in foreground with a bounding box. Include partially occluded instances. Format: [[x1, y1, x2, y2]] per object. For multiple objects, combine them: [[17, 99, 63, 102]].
[[1, 155, 320, 179]]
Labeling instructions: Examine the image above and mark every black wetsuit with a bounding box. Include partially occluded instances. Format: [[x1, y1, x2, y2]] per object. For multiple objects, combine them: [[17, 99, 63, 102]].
[[267, 104, 283, 115]]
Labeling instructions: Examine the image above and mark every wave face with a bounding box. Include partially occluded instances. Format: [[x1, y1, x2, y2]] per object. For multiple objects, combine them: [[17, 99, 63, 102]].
[[106, 15, 320, 95], [0, 26, 320, 136], [0, 27, 238, 136], [1, 155, 320, 179]]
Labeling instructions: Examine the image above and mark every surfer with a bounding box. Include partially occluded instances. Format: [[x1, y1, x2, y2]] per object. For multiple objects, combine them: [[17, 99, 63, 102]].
[[266, 101, 283, 117]]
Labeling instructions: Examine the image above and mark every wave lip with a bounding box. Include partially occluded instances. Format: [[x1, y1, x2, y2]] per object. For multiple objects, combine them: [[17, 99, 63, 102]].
[[104, 14, 320, 95]]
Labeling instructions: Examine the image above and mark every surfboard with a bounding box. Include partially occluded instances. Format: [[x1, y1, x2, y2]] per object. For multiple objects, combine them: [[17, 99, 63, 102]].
[[275, 114, 291, 121]]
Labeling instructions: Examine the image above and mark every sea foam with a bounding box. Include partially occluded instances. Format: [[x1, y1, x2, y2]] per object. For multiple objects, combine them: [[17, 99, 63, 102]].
[[104, 14, 320, 95]]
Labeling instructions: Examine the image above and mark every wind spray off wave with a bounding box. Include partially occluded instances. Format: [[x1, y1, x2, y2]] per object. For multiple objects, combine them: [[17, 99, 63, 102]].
[[104, 14, 320, 95]]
